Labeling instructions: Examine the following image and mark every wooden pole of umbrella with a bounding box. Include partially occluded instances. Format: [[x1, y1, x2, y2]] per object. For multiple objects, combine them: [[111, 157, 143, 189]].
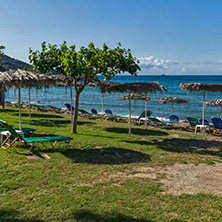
[[145, 92, 148, 126], [202, 90, 206, 126], [157, 97, 188, 116], [221, 107, 222, 118], [14, 87, 16, 102], [36, 89, 38, 104], [102, 93, 104, 114], [18, 85, 22, 130], [134, 100, 136, 117], [220, 107, 222, 118], [65, 87, 67, 103], [29, 87, 31, 118], [129, 90, 131, 134]]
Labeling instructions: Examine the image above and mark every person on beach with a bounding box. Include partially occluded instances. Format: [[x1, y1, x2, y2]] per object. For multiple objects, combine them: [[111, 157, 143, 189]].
[[0, 87, 6, 110]]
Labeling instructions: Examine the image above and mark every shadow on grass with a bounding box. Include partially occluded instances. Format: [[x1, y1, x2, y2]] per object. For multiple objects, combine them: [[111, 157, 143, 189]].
[[70, 209, 186, 222], [11, 112, 64, 119], [105, 127, 168, 136], [69, 209, 154, 222], [77, 121, 96, 126], [60, 147, 151, 165], [124, 140, 153, 146], [0, 108, 17, 113], [156, 138, 222, 157], [25, 119, 70, 127], [25, 119, 95, 127], [0, 209, 44, 222]]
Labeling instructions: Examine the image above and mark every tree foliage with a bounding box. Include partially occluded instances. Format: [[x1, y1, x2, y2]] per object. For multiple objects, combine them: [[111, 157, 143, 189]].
[[0, 54, 32, 71], [29, 42, 140, 133], [0, 45, 5, 60]]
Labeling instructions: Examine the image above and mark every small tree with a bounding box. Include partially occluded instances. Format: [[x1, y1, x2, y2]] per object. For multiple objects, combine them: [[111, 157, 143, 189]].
[[29, 42, 140, 133], [0, 45, 5, 60]]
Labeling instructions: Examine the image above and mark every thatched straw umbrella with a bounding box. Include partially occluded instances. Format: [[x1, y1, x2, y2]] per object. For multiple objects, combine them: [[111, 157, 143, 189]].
[[157, 97, 188, 115], [0, 69, 40, 130], [179, 83, 222, 130], [206, 99, 222, 118], [0, 69, 69, 129], [51, 75, 74, 122], [87, 80, 119, 114], [119, 94, 151, 117], [24, 72, 66, 118], [101, 82, 167, 134]]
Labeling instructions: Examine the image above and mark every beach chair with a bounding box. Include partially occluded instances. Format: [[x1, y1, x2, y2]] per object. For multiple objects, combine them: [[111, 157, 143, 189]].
[[78, 108, 90, 115], [0, 126, 36, 146], [37, 105, 51, 111], [0, 120, 72, 152], [104, 114, 123, 121], [78, 108, 97, 118], [186, 116, 200, 127], [187, 116, 213, 133], [148, 117, 177, 127], [121, 111, 152, 124], [198, 118, 212, 126], [64, 103, 74, 112], [47, 105, 62, 113], [105, 109, 113, 115], [91, 108, 98, 115], [169, 115, 179, 122], [211, 117, 222, 135], [0, 127, 36, 136], [169, 115, 179, 126]]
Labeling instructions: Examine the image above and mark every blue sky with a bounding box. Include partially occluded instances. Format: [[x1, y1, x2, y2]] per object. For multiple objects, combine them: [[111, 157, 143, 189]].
[[1, 0, 222, 74]]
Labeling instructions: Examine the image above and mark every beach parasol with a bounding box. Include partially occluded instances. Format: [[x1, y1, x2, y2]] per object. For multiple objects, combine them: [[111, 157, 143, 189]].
[[87, 80, 119, 114], [157, 97, 188, 115], [119, 94, 151, 117], [206, 99, 222, 118], [53, 75, 74, 122], [101, 82, 167, 134], [0, 69, 40, 130], [179, 83, 222, 132], [0, 69, 67, 129]]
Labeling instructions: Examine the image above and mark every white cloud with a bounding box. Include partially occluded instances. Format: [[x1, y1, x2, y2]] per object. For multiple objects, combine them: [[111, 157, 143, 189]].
[[138, 56, 222, 74], [138, 56, 178, 70]]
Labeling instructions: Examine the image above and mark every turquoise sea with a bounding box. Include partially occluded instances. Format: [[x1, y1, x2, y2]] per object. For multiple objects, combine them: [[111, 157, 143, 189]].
[[6, 75, 222, 121]]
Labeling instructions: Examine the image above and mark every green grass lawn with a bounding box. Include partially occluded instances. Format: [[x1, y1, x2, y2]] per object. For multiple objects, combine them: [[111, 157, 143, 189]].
[[1, 107, 222, 221]]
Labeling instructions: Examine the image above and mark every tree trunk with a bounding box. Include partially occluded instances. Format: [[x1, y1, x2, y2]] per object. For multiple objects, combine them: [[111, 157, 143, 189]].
[[128, 90, 131, 134], [29, 87, 31, 118], [72, 90, 80, 133], [70, 85, 73, 124]]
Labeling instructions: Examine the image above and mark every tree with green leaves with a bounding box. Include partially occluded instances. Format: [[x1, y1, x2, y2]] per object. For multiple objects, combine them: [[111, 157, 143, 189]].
[[0, 45, 5, 60], [29, 42, 140, 133]]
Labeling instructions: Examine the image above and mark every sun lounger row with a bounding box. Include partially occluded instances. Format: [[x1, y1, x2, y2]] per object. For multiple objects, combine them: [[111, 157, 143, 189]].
[[186, 115, 222, 135], [0, 120, 72, 152]]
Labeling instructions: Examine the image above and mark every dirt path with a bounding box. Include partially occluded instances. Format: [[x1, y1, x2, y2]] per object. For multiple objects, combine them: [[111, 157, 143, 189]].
[[110, 162, 222, 196], [159, 163, 222, 195], [129, 163, 222, 196]]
